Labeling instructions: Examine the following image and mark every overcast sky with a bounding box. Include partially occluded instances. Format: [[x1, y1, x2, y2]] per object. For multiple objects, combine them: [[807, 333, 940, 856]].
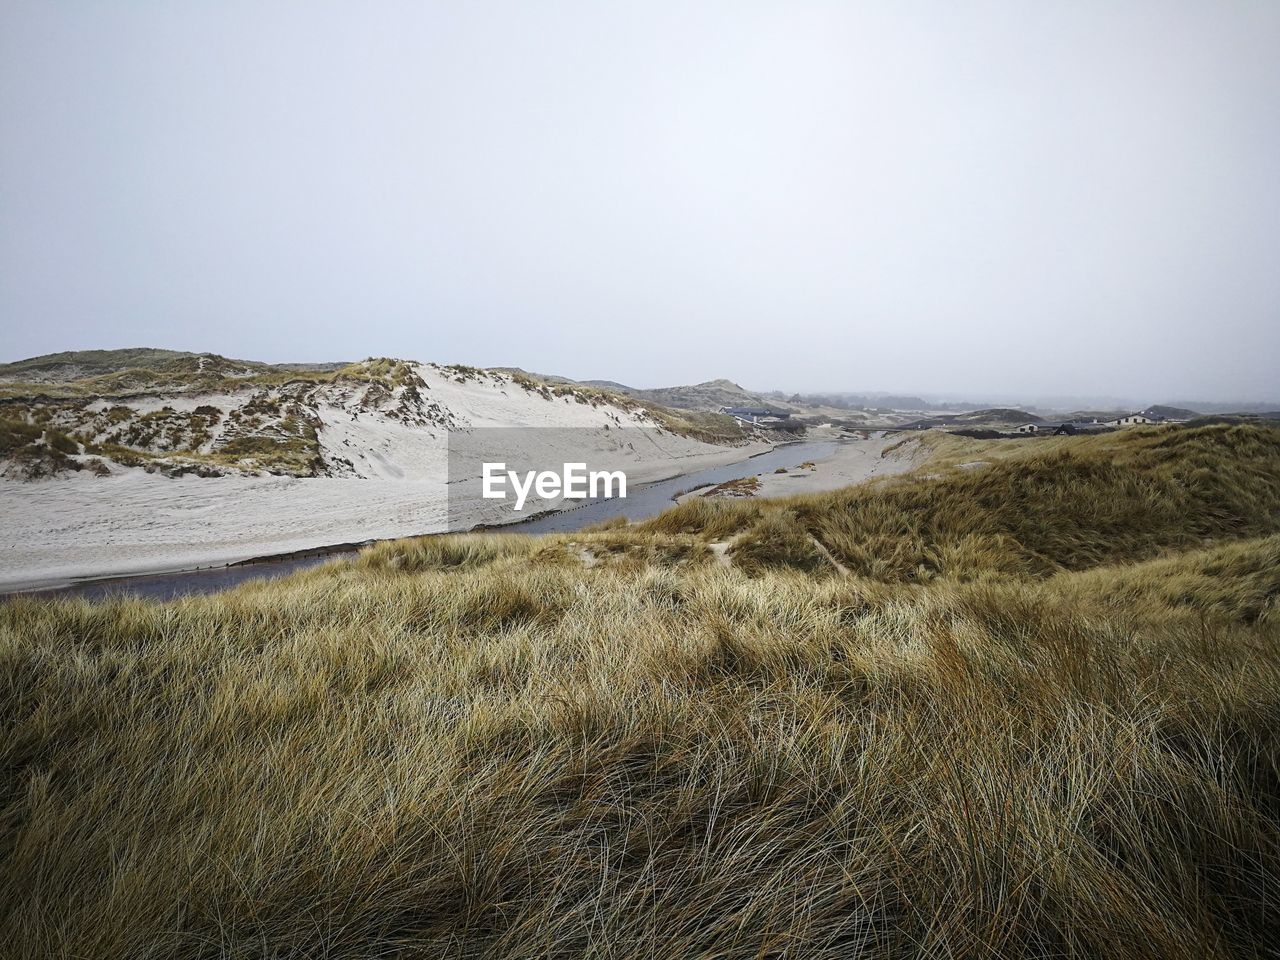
[[2, 2, 1277, 401]]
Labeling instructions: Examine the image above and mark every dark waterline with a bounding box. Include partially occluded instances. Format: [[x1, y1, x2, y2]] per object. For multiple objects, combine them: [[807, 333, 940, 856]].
[[17, 440, 837, 603]]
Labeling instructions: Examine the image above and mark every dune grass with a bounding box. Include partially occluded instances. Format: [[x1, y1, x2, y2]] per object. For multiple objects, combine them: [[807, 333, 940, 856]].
[[646, 424, 1280, 581], [2, 424, 1279, 958]]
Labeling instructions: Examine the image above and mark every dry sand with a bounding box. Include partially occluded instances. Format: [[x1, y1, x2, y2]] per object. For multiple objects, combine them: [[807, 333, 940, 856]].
[[679, 433, 923, 504], [1, 442, 769, 592]]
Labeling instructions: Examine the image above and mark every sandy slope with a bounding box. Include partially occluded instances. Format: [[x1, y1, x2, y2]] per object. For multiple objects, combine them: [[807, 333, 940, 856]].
[[1, 364, 767, 590], [748, 433, 922, 496], [678, 433, 923, 504]]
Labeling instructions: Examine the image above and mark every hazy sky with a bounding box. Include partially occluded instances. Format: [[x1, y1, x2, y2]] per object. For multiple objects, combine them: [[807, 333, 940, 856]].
[[2, 1, 1278, 400]]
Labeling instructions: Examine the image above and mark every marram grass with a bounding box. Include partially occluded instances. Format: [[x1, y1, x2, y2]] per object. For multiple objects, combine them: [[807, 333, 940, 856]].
[[2, 424, 1279, 959]]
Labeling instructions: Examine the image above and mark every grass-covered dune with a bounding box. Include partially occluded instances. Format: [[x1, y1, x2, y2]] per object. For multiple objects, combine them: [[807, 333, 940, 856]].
[[647, 424, 1280, 580], [2, 425, 1279, 959]]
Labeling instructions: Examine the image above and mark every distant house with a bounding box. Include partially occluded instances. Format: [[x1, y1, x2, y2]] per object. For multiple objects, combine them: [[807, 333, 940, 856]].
[[720, 406, 792, 424], [1018, 421, 1095, 436], [1108, 413, 1163, 427]]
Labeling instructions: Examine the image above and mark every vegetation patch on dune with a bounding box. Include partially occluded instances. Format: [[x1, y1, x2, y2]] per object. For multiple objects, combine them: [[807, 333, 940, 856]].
[[0, 417, 93, 478], [0, 356, 445, 476]]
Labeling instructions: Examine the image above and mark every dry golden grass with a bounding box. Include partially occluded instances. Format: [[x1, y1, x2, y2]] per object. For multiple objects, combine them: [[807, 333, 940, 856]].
[[646, 424, 1280, 582], [2, 424, 1279, 958]]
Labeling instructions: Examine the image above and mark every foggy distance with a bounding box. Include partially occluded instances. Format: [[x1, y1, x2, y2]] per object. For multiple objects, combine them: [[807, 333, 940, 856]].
[[3, 1, 1278, 402]]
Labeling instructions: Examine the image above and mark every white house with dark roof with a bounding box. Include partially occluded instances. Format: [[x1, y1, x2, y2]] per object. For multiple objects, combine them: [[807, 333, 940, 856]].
[[1108, 413, 1163, 427]]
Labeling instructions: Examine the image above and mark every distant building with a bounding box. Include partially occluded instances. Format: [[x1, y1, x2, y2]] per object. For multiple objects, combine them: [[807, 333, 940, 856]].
[[1108, 413, 1163, 427], [1019, 421, 1102, 436], [720, 406, 792, 424]]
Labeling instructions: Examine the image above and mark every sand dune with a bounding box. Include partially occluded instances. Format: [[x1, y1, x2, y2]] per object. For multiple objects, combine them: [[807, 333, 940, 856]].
[[1, 364, 766, 590]]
